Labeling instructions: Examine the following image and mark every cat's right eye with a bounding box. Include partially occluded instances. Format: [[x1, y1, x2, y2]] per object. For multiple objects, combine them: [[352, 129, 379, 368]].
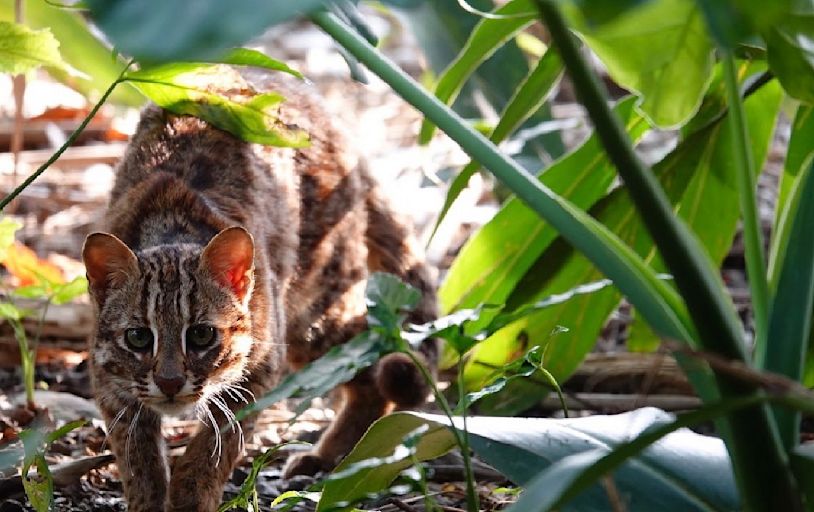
[[125, 327, 154, 351]]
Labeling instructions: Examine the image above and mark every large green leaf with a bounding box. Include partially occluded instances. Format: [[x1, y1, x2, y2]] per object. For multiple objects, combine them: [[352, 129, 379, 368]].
[[417, 0, 536, 143], [317, 413, 456, 511], [123, 62, 309, 148], [0, 21, 67, 74], [439, 97, 648, 314], [764, 156, 814, 448], [86, 0, 331, 63], [765, 3, 814, 104], [320, 409, 737, 512], [0, 0, 143, 106], [467, 77, 782, 407], [694, 0, 792, 47], [569, 0, 714, 127]]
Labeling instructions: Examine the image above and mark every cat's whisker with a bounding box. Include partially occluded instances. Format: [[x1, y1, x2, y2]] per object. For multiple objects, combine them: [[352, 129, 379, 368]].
[[229, 384, 256, 403], [211, 394, 245, 455], [125, 403, 143, 477], [203, 405, 222, 466], [101, 405, 130, 452]]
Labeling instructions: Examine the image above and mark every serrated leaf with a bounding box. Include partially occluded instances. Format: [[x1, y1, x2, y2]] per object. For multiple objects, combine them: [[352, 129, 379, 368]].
[[570, 0, 714, 127], [0, 21, 68, 74], [365, 272, 420, 332], [0, 0, 143, 106], [124, 63, 310, 148]]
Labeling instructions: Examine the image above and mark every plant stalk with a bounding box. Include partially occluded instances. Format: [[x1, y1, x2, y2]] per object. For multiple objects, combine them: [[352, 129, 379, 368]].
[[721, 54, 769, 365], [532, 1, 798, 509], [0, 63, 131, 212], [403, 349, 479, 512]]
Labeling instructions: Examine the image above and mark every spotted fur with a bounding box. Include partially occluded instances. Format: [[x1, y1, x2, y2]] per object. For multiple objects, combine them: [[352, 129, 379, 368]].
[[83, 69, 437, 512]]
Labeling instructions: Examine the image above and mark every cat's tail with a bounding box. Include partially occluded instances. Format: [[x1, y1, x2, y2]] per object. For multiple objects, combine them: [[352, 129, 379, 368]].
[[363, 172, 438, 409]]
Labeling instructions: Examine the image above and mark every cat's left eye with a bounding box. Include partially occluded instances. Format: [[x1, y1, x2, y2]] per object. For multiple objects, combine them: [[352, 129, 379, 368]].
[[186, 324, 216, 349]]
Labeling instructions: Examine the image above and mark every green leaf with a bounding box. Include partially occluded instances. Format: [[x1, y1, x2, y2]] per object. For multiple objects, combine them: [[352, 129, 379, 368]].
[[791, 443, 814, 506], [467, 76, 782, 408], [365, 272, 420, 332], [430, 47, 564, 241], [418, 0, 536, 143], [51, 276, 88, 305], [765, 6, 814, 103], [44, 419, 85, 445], [570, 0, 714, 127], [86, 0, 331, 63], [764, 157, 814, 448], [694, 0, 791, 48], [0, 0, 143, 106], [0, 21, 68, 74], [22, 455, 53, 512], [124, 63, 310, 148], [219, 443, 302, 512], [318, 413, 456, 511], [208, 47, 303, 79], [772, 105, 814, 244], [0, 217, 21, 260], [323, 410, 737, 512], [439, 97, 648, 315], [236, 330, 390, 421], [0, 301, 23, 321]]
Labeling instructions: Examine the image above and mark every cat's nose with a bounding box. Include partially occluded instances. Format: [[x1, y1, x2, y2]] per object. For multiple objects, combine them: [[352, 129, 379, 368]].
[[154, 375, 185, 397]]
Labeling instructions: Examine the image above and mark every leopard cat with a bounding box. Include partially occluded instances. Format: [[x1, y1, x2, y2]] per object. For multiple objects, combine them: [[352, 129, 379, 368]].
[[82, 69, 437, 512]]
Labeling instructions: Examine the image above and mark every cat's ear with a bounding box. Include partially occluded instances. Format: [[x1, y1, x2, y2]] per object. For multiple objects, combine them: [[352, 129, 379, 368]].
[[200, 227, 255, 303], [82, 233, 138, 302]]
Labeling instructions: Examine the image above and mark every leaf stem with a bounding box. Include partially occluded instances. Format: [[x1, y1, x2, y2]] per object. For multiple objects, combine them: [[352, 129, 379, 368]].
[[721, 54, 769, 366], [532, 0, 798, 509], [402, 349, 479, 512], [0, 62, 132, 212]]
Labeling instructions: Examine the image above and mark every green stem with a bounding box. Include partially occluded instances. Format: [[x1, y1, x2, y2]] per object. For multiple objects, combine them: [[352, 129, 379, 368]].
[[722, 54, 769, 366], [533, 1, 798, 510], [402, 349, 479, 512], [0, 63, 131, 212]]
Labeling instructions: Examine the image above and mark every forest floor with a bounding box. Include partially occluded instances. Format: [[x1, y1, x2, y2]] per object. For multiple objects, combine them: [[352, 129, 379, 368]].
[[0, 9, 789, 512]]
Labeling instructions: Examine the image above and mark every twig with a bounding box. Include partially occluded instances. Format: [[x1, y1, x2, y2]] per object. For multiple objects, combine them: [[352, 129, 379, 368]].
[[388, 497, 419, 512]]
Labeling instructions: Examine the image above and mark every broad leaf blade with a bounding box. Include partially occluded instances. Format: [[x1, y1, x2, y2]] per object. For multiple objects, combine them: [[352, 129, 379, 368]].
[[570, 0, 714, 127], [468, 76, 782, 409], [317, 414, 456, 511], [440, 97, 648, 315], [321, 410, 737, 512], [764, 157, 814, 447], [765, 7, 814, 104]]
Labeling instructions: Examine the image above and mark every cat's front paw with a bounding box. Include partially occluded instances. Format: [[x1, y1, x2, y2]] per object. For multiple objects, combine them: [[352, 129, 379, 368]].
[[282, 452, 332, 478]]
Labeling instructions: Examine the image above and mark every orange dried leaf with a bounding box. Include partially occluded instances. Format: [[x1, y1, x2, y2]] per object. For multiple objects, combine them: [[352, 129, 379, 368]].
[[2, 242, 64, 287]]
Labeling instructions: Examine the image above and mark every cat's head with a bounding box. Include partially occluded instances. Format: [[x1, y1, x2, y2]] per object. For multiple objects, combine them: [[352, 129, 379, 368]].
[[82, 227, 256, 415]]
